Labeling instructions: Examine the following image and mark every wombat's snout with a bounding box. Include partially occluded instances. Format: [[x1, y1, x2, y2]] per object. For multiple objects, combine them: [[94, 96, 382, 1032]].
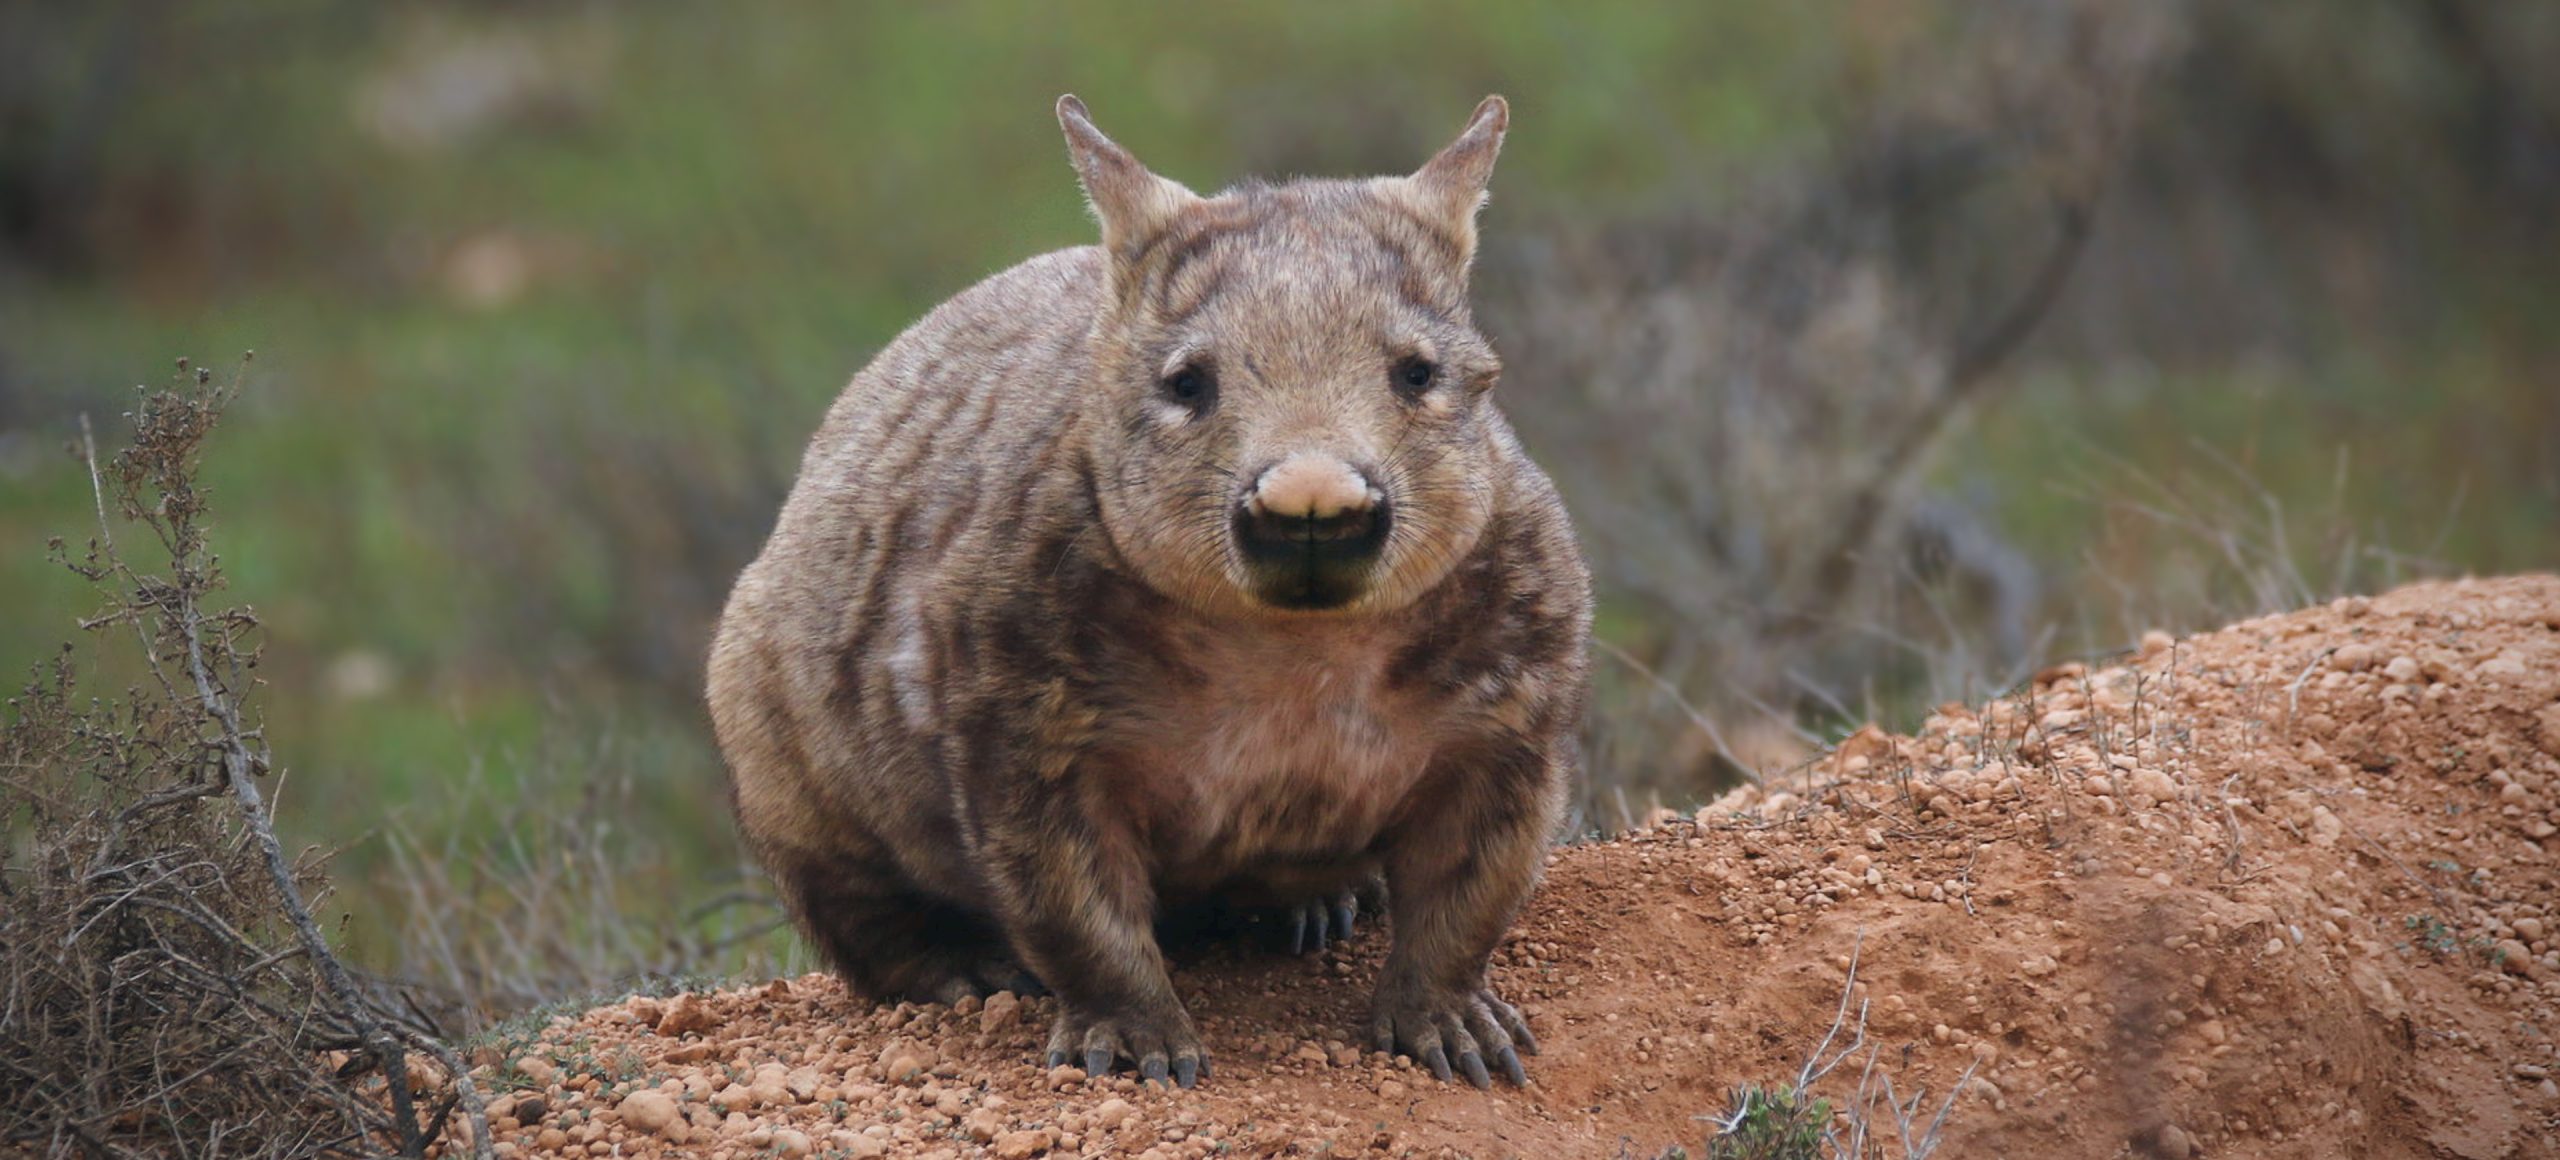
[[1234, 454, 1391, 610]]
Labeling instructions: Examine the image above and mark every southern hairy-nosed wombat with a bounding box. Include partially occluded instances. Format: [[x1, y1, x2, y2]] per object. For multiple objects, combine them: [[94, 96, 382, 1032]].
[[706, 94, 1590, 1089]]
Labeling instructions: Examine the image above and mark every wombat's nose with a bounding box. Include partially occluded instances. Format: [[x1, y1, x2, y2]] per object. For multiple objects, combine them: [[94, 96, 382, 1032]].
[[1251, 454, 1376, 522], [1234, 455, 1391, 598]]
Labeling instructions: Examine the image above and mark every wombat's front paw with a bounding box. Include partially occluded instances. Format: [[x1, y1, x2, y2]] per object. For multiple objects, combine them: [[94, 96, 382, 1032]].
[[1044, 1001, 1209, 1088], [1371, 984, 1538, 1088]]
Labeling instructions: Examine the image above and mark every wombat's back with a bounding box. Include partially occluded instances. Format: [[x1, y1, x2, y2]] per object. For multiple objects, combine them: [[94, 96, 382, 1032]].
[[707, 246, 1107, 914]]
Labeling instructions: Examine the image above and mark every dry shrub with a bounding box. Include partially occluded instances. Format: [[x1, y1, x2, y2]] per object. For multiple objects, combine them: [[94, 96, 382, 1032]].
[[0, 360, 487, 1158]]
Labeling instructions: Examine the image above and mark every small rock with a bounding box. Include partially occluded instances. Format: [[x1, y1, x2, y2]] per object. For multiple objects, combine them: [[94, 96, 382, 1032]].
[[2331, 643, 2378, 672], [510, 1096, 547, 1125], [2514, 1062, 2549, 1080], [1092, 1098, 1134, 1129], [1379, 1079, 1408, 1100], [964, 1108, 1005, 1142], [2152, 1122, 2195, 1159], [655, 993, 715, 1038], [2494, 940, 2535, 976], [626, 996, 664, 1026], [785, 1067, 823, 1102], [835, 1131, 889, 1159], [992, 1129, 1056, 1159], [2383, 656, 2421, 683], [2308, 806, 2343, 847], [876, 1037, 938, 1081], [2513, 917, 2545, 941], [981, 990, 1023, 1033], [618, 1090, 680, 1136], [515, 1057, 558, 1088], [772, 1128, 812, 1158]]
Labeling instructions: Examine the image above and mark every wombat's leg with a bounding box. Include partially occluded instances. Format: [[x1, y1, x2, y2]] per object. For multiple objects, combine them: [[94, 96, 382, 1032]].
[[777, 851, 1030, 1004], [989, 819, 1207, 1088], [1370, 742, 1556, 1088]]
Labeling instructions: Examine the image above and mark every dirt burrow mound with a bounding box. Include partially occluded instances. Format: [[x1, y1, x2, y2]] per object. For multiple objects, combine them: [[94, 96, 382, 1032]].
[[456, 576, 2560, 1159]]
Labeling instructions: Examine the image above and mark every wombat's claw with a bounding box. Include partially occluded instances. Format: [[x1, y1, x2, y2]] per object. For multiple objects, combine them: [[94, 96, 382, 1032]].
[[1045, 1008, 1209, 1089], [1288, 890, 1362, 956], [1372, 986, 1536, 1089]]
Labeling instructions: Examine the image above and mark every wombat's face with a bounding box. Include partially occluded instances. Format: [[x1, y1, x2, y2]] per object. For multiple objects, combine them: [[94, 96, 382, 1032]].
[[1058, 97, 1514, 616]]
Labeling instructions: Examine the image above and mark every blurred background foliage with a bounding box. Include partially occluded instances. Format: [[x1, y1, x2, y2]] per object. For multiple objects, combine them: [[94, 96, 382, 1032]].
[[3, 0, 2554, 1026]]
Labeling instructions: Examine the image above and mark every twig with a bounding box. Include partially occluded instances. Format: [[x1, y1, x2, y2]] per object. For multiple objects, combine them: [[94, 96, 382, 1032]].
[[2282, 646, 2334, 736], [1593, 638, 1751, 776]]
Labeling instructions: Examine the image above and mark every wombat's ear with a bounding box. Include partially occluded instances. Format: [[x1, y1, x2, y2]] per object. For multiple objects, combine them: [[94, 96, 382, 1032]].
[[1057, 95, 1200, 265], [1404, 95, 1509, 263]]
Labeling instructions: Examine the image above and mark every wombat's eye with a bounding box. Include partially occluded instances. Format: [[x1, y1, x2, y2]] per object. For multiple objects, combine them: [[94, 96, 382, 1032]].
[[1161, 365, 1215, 408], [1393, 357, 1436, 395]]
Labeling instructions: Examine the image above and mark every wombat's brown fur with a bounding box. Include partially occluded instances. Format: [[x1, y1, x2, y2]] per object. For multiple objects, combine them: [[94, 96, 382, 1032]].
[[706, 95, 1590, 1089]]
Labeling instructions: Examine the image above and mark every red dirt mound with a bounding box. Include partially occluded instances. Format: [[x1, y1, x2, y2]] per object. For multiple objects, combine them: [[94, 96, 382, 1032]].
[[451, 575, 2560, 1159]]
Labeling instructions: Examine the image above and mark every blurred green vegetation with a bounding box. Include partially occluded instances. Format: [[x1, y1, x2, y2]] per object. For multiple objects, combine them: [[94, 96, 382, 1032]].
[[4, 2, 2554, 1007]]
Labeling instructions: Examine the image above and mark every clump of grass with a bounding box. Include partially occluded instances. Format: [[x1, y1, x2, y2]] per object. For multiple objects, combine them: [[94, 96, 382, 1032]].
[[372, 748, 803, 1039]]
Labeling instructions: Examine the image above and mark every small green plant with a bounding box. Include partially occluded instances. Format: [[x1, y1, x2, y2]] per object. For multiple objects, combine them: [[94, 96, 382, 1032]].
[[2405, 913, 2461, 957], [1707, 1084, 1833, 1160]]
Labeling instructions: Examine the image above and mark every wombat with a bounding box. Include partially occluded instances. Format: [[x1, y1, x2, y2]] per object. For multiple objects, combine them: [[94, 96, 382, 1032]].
[[706, 94, 1590, 1090]]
